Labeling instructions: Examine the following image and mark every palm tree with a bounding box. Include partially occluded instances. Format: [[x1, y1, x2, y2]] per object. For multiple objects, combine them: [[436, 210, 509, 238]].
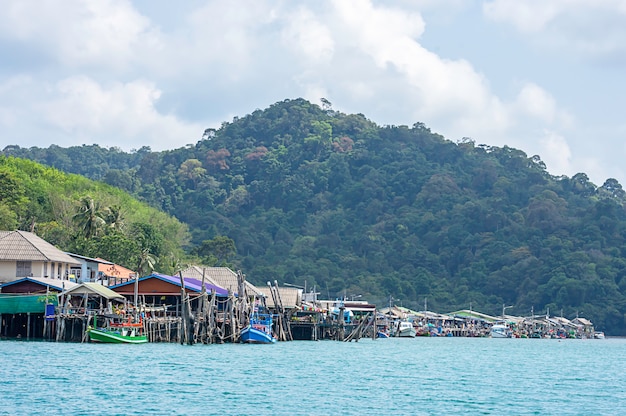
[[105, 204, 125, 231], [162, 255, 186, 277], [134, 248, 157, 308], [73, 196, 105, 238]]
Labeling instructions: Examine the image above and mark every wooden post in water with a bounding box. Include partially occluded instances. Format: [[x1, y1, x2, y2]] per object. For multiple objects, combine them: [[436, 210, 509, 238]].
[[338, 304, 345, 341], [222, 296, 228, 343], [43, 285, 49, 341], [198, 269, 207, 343], [207, 289, 215, 344], [178, 271, 194, 345], [55, 315, 62, 342], [266, 282, 281, 340], [179, 271, 187, 345], [273, 281, 292, 341], [235, 270, 249, 343], [372, 308, 377, 340], [229, 293, 236, 342]]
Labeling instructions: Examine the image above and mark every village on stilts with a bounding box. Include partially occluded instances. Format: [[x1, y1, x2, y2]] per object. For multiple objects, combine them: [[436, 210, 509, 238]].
[[0, 231, 605, 344]]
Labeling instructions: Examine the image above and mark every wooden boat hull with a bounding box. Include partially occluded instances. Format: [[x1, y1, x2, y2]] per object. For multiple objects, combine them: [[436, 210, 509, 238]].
[[88, 328, 148, 344], [240, 325, 276, 344]]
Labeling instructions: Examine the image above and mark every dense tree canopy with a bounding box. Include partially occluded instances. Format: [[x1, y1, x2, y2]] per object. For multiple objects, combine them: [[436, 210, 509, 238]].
[[0, 156, 190, 274], [5, 98, 626, 334]]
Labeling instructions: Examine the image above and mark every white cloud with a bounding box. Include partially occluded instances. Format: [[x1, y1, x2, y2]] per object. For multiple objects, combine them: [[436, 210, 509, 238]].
[[0, 0, 159, 71], [0, 0, 624, 187], [483, 0, 563, 33], [40, 76, 202, 149], [483, 0, 626, 59], [330, 0, 510, 137], [514, 83, 558, 124], [281, 7, 334, 63], [0, 75, 202, 150], [538, 130, 572, 175]]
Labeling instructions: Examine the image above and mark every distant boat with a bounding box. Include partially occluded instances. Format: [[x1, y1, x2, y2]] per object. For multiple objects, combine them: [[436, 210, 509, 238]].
[[240, 313, 276, 344], [88, 316, 147, 344], [395, 320, 416, 338], [490, 324, 512, 338], [377, 331, 390, 339], [594, 331, 605, 339]]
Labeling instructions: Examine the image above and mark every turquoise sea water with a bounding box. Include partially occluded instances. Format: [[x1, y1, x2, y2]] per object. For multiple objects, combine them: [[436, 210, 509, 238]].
[[1, 337, 625, 415]]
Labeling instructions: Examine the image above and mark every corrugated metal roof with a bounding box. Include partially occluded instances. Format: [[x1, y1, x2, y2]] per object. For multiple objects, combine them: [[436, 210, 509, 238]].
[[0, 231, 79, 264], [111, 273, 229, 296], [63, 282, 124, 300], [66, 252, 114, 264], [573, 317, 593, 326], [257, 287, 301, 309], [108, 273, 229, 296], [0, 277, 78, 292], [180, 266, 262, 296], [97, 261, 136, 279]]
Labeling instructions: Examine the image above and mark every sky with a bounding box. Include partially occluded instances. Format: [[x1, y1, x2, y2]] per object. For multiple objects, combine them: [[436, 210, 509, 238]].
[[1, 0, 625, 187]]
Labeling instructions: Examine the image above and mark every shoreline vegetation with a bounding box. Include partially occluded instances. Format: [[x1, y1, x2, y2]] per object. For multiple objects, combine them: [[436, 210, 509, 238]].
[[3, 98, 626, 335]]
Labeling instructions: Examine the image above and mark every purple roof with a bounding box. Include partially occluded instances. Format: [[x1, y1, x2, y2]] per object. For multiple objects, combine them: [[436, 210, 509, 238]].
[[110, 273, 228, 296], [183, 277, 229, 296]]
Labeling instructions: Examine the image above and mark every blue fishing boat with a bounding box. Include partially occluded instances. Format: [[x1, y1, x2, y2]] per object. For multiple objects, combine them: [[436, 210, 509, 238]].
[[240, 313, 276, 344]]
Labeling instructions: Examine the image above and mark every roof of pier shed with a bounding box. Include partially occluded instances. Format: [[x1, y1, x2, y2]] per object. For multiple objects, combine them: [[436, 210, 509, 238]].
[[257, 286, 301, 309], [1, 277, 78, 294], [180, 266, 262, 296], [62, 282, 125, 300], [448, 309, 498, 323], [109, 273, 228, 297]]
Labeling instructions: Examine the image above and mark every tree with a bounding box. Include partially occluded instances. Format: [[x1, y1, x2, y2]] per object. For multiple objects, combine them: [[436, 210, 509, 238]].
[[599, 178, 625, 201], [158, 255, 187, 276], [136, 247, 157, 278], [304, 121, 333, 158], [198, 236, 236, 266], [0, 202, 17, 230], [177, 159, 206, 188], [74, 196, 105, 238], [320, 98, 332, 112], [105, 205, 125, 231], [131, 222, 165, 258], [135, 247, 157, 307]]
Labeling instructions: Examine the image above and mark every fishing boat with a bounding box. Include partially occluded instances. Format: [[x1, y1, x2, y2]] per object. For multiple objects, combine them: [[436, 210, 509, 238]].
[[490, 323, 513, 338], [240, 313, 276, 344], [377, 330, 390, 339], [88, 315, 148, 344], [395, 320, 417, 338]]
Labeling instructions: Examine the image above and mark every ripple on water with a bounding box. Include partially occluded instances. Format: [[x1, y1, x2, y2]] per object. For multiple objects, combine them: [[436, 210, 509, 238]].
[[1, 338, 625, 415]]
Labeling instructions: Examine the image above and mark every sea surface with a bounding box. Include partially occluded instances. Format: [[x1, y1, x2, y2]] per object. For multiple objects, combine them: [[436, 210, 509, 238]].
[[1, 337, 624, 415]]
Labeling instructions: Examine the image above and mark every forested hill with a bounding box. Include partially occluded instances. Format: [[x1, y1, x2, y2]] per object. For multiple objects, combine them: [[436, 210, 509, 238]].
[[5, 98, 626, 334], [0, 156, 189, 276]]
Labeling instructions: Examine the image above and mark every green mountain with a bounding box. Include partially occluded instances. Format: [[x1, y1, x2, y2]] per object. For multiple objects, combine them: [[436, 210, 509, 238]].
[[5, 98, 626, 334], [0, 155, 190, 274]]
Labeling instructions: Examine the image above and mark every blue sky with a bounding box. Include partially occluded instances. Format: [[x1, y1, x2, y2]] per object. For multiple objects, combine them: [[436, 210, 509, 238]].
[[1, 0, 625, 187]]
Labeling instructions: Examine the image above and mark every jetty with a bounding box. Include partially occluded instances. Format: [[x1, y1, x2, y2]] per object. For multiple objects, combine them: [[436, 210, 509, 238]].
[[0, 230, 604, 343], [0, 272, 601, 342]]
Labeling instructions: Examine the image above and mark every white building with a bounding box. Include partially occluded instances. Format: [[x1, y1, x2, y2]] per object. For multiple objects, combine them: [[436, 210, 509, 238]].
[[0, 230, 79, 284]]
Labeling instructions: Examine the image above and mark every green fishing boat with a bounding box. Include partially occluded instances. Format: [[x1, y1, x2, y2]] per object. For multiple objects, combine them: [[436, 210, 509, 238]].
[[87, 315, 148, 344]]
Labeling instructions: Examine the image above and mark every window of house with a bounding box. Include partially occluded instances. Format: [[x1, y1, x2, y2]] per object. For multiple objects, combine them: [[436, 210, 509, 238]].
[[16, 261, 32, 277]]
